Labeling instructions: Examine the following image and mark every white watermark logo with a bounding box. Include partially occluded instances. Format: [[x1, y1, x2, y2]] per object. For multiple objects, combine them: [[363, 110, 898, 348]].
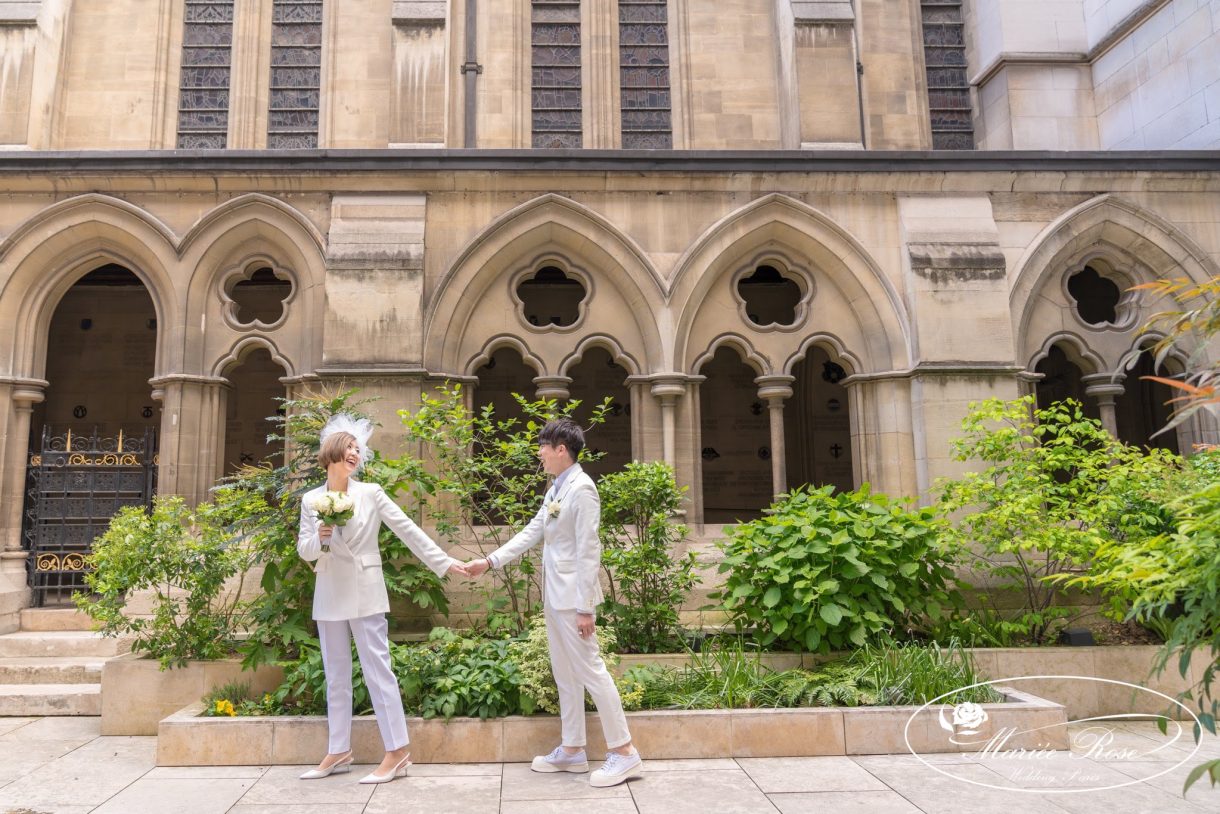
[[904, 675, 1202, 794]]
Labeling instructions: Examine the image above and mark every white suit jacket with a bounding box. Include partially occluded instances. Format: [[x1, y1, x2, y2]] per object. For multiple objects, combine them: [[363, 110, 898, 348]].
[[487, 464, 604, 613], [297, 479, 456, 621]]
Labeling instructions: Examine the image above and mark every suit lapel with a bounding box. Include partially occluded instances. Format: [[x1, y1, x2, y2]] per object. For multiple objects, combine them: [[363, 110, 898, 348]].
[[552, 464, 582, 505]]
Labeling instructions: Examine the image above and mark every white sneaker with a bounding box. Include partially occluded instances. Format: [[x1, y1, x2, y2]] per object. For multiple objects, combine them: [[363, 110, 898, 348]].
[[531, 745, 589, 773], [590, 750, 644, 787]]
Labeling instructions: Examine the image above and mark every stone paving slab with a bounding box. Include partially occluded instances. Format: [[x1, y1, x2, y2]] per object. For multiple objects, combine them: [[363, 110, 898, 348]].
[[0, 719, 1217, 813]]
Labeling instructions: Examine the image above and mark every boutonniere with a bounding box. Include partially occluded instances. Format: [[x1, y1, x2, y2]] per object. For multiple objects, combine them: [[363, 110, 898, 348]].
[[547, 499, 562, 519]]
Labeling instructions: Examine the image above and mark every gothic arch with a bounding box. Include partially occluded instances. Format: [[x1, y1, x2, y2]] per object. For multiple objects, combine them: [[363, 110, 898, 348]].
[[691, 333, 769, 377], [782, 333, 862, 377], [0, 194, 180, 379], [671, 194, 910, 374], [426, 194, 665, 375], [1027, 332, 1105, 376], [212, 335, 298, 379], [463, 335, 546, 378], [558, 334, 642, 378], [1011, 194, 1220, 354]]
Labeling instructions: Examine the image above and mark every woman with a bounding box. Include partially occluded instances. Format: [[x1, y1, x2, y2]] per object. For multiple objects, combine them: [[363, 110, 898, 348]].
[[296, 415, 465, 784]]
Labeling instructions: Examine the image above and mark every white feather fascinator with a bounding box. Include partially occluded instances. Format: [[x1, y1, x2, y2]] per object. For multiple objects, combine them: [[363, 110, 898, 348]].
[[318, 413, 375, 471]]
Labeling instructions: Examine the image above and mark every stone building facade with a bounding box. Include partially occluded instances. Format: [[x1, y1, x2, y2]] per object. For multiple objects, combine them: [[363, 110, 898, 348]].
[[0, 0, 1217, 627]]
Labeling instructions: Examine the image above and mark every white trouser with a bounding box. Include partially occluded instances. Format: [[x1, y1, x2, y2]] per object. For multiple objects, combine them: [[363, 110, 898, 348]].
[[544, 605, 632, 750], [317, 613, 408, 754]]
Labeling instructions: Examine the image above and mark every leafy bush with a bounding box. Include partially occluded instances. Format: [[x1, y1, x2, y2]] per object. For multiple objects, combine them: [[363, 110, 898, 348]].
[[76, 496, 255, 669], [711, 484, 961, 653], [508, 615, 622, 714], [935, 396, 1180, 644], [394, 383, 608, 634], [597, 461, 699, 653], [201, 680, 277, 717], [1058, 461, 1220, 790]]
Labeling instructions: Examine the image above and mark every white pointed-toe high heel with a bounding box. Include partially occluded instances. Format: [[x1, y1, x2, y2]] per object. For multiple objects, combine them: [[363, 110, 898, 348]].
[[299, 752, 353, 780], [358, 753, 411, 784]]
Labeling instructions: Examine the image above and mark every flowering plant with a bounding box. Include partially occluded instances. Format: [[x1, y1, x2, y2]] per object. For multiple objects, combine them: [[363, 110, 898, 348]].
[[547, 499, 562, 519], [311, 490, 355, 526]]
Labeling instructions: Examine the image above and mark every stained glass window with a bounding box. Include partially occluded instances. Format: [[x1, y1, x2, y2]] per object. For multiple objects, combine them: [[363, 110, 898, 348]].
[[177, 1, 235, 149], [619, 0, 671, 149], [920, 1, 974, 149], [532, 0, 582, 148], [268, 0, 323, 149]]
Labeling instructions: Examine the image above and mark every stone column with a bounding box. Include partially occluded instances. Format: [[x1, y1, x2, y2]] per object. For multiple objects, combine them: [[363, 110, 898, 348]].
[[755, 375, 795, 498], [0, 379, 45, 631], [1082, 373, 1124, 438], [151, 374, 229, 505], [648, 377, 688, 469]]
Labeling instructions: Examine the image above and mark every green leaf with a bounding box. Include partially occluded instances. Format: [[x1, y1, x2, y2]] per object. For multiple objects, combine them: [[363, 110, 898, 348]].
[[820, 603, 844, 626], [763, 586, 783, 608]]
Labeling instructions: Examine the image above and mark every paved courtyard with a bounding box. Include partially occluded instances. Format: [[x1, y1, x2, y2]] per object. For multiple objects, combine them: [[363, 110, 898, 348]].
[[0, 718, 1217, 814]]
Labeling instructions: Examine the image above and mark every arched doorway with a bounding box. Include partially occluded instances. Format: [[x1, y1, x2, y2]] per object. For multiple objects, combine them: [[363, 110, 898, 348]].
[[26, 264, 159, 605], [565, 347, 632, 481], [785, 346, 854, 493], [222, 348, 288, 474], [698, 346, 772, 523]]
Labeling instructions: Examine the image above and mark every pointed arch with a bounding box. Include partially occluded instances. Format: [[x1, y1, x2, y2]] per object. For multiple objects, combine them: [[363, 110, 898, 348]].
[[463, 335, 546, 378], [691, 333, 770, 377], [1027, 332, 1105, 376], [1011, 194, 1220, 347], [180, 193, 327, 257], [671, 194, 910, 373], [212, 335, 298, 379], [0, 195, 180, 379], [558, 334, 642, 377], [782, 333, 862, 377], [427, 194, 665, 374]]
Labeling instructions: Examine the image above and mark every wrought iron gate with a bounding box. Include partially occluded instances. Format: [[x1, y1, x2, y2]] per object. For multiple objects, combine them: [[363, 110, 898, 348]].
[[23, 427, 158, 606]]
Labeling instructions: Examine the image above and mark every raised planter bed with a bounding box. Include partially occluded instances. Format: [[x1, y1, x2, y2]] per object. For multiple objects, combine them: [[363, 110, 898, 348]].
[[157, 686, 1066, 766], [101, 653, 283, 736], [616, 644, 1203, 721]]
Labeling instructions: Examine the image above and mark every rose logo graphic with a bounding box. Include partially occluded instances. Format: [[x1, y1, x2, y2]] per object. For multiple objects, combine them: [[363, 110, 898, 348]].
[[940, 701, 988, 735]]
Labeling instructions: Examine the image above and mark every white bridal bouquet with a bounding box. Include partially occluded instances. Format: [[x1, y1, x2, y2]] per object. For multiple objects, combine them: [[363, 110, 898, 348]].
[[312, 490, 355, 527]]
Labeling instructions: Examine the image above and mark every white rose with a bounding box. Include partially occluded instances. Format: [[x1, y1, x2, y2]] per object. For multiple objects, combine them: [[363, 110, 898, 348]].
[[951, 702, 989, 733], [547, 499, 562, 519]]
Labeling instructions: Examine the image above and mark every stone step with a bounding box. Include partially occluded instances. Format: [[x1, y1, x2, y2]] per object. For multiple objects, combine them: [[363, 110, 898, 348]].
[[0, 683, 101, 716], [0, 657, 105, 685], [0, 631, 132, 659], [19, 608, 96, 632]]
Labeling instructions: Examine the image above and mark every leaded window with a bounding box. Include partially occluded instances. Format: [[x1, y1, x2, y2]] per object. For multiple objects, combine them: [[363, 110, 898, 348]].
[[177, 0, 235, 149], [532, 0, 582, 148], [920, 0, 974, 149], [619, 0, 671, 149], [268, 0, 323, 149]]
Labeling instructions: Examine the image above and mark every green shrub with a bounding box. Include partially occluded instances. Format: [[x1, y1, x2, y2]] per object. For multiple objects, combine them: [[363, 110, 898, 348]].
[[598, 461, 699, 654], [710, 484, 961, 653], [936, 396, 1181, 644], [76, 496, 255, 669]]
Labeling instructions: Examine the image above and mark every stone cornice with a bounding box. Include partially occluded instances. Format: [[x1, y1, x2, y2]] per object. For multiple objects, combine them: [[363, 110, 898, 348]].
[[0, 150, 1217, 177]]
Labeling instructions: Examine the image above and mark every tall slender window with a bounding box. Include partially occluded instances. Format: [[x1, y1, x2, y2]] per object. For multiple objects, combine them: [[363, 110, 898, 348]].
[[532, 0, 582, 148], [619, 0, 671, 149], [268, 0, 323, 148], [920, 0, 974, 149], [177, 0, 235, 149]]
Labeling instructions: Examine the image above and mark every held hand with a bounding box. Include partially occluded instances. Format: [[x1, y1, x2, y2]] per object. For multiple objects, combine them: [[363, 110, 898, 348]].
[[447, 560, 470, 578], [464, 558, 490, 578], [576, 613, 595, 638], [318, 523, 334, 540]]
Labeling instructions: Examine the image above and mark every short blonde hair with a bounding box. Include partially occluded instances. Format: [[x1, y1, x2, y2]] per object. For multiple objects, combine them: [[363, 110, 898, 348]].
[[318, 431, 356, 468]]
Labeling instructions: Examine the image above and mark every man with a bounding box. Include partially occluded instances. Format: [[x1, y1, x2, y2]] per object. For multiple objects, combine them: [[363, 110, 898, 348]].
[[464, 418, 643, 787]]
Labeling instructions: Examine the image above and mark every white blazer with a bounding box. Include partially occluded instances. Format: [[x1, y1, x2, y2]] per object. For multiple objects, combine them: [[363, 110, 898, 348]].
[[297, 479, 456, 621], [487, 464, 604, 613]]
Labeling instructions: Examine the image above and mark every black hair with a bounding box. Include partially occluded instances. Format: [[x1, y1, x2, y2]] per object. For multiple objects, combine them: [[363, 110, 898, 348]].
[[539, 418, 584, 461]]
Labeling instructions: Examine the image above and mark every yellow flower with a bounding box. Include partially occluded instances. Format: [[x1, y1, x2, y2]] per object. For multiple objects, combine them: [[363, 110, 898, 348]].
[[213, 698, 236, 717]]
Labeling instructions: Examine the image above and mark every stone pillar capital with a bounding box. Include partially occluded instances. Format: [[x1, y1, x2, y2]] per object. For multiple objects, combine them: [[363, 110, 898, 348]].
[[533, 376, 572, 401], [754, 374, 795, 402]]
